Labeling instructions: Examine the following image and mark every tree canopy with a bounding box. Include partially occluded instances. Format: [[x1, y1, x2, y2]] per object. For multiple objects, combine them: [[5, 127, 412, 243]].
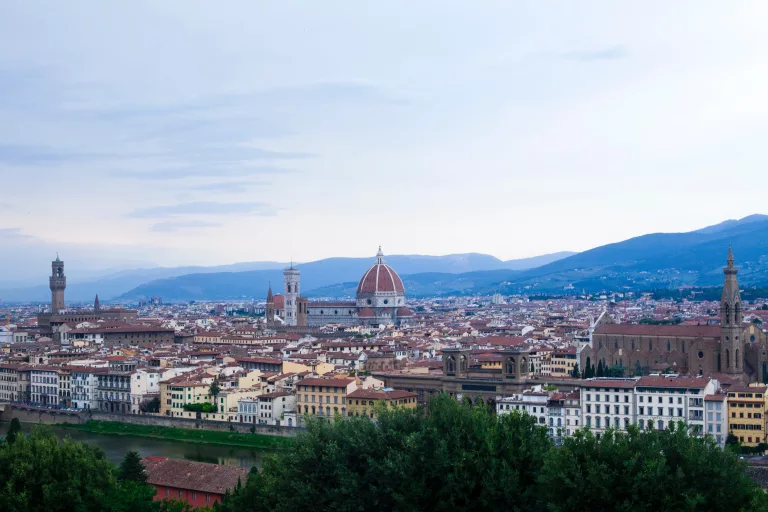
[[217, 394, 768, 512], [0, 426, 208, 512]]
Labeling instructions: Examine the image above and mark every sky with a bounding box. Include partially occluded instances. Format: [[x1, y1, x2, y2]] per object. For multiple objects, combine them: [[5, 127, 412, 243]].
[[2, 1, 768, 283]]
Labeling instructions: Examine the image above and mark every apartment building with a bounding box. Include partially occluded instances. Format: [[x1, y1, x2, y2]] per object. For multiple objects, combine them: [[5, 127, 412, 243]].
[[727, 385, 768, 447], [238, 391, 296, 426], [295, 377, 357, 419], [581, 378, 637, 434], [71, 368, 106, 410], [563, 390, 581, 436], [634, 376, 716, 434], [551, 346, 578, 377], [346, 388, 418, 419], [30, 366, 60, 406], [704, 392, 728, 447], [496, 392, 549, 425]]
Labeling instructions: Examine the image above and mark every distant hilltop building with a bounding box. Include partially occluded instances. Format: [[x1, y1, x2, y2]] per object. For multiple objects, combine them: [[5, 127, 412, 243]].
[[579, 248, 768, 384], [37, 256, 138, 334], [266, 247, 413, 328]]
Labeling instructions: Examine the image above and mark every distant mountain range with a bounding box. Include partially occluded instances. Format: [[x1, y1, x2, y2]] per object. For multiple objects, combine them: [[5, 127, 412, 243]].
[[0, 251, 574, 303], [4, 214, 768, 303]]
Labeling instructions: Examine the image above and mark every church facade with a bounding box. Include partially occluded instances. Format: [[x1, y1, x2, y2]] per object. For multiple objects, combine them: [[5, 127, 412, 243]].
[[266, 247, 413, 328], [580, 248, 768, 384]]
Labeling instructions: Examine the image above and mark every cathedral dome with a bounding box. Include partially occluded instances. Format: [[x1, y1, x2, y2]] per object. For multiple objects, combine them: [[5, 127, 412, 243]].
[[356, 247, 405, 295]]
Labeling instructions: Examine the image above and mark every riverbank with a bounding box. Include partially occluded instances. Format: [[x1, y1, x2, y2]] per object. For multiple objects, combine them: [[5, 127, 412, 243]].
[[58, 421, 295, 450]]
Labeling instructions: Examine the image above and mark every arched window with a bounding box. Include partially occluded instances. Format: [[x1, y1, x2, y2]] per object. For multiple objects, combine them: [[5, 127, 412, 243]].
[[725, 304, 731, 325], [649, 340, 653, 351], [726, 349, 730, 369], [682, 341, 685, 353], [615, 341, 618, 350], [631, 340, 635, 351], [736, 349, 739, 369], [667, 340, 671, 352]]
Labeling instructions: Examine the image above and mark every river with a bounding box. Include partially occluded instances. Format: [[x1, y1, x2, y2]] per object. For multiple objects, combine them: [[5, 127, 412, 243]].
[[0, 421, 269, 468]]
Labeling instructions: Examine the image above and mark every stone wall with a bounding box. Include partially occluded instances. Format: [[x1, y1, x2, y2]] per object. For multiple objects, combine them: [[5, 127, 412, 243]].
[[0, 404, 299, 437]]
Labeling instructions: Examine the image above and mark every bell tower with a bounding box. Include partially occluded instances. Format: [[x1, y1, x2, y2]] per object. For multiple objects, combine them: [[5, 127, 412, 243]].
[[283, 264, 300, 327], [50, 255, 66, 313], [720, 247, 743, 375]]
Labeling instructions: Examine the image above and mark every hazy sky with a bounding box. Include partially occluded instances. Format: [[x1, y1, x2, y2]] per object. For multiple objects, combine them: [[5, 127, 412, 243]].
[[2, 1, 768, 281]]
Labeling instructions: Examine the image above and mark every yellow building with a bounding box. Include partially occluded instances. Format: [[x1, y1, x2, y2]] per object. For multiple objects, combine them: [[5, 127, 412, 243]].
[[346, 388, 418, 419], [296, 377, 356, 418], [551, 346, 578, 377], [160, 378, 211, 416], [475, 353, 502, 370], [727, 385, 768, 447]]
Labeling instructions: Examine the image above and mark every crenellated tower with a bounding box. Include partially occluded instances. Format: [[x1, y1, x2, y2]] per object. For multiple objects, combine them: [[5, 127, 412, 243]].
[[50, 255, 66, 313], [720, 247, 743, 375]]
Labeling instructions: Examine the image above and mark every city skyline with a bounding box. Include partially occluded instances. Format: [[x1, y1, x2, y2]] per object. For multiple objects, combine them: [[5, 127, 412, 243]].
[[3, 2, 768, 279]]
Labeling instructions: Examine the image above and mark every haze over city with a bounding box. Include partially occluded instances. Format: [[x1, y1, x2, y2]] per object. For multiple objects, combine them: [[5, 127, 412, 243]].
[[3, 1, 768, 282]]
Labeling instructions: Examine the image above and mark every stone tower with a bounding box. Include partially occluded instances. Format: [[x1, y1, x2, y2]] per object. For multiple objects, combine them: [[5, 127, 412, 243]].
[[720, 247, 743, 375], [283, 265, 300, 326], [94, 294, 101, 313], [297, 297, 308, 327], [50, 255, 66, 313], [265, 284, 275, 327]]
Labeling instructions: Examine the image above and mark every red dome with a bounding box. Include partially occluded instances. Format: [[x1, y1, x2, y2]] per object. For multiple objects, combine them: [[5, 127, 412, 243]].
[[356, 248, 405, 295], [358, 307, 376, 318], [396, 307, 413, 317]]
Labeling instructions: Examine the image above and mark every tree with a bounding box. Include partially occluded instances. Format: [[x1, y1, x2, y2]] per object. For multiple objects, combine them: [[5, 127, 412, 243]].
[[584, 357, 593, 378], [118, 450, 147, 484], [571, 363, 580, 379], [209, 380, 221, 402], [596, 360, 605, 377], [539, 423, 768, 512], [4, 418, 22, 445], [219, 394, 551, 512], [634, 360, 643, 377], [140, 397, 161, 413], [530, 362, 535, 374], [0, 426, 119, 511]]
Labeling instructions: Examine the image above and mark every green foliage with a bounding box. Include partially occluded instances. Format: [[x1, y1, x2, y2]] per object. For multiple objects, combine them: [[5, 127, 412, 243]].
[[118, 450, 147, 484], [753, 317, 763, 325], [639, 317, 683, 325], [604, 364, 625, 377], [218, 397, 768, 512], [219, 394, 551, 512], [540, 422, 768, 512], [209, 380, 221, 400], [596, 360, 605, 377], [0, 426, 118, 511], [0, 426, 217, 512], [183, 402, 217, 413], [141, 397, 161, 413], [5, 418, 22, 445], [570, 363, 580, 378]]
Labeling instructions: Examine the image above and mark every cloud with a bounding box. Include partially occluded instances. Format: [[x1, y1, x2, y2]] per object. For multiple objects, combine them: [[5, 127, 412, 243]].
[[112, 165, 296, 180], [127, 201, 276, 218], [0, 144, 106, 165], [0, 227, 34, 240], [150, 220, 223, 232], [182, 181, 265, 193], [561, 45, 628, 62]]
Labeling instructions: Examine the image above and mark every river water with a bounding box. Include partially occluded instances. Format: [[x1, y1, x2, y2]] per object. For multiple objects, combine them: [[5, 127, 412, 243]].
[[0, 421, 269, 468]]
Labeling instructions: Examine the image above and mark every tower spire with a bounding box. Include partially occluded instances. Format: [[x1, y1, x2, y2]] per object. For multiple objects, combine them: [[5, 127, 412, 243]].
[[376, 246, 385, 265]]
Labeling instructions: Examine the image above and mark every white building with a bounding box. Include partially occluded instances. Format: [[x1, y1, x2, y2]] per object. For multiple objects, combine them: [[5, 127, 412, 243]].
[[238, 391, 297, 426], [634, 375, 718, 434], [129, 369, 161, 413], [30, 367, 59, 406], [71, 368, 104, 410], [496, 391, 549, 426], [564, 390, 581, 437], [704, 393, 728, 447], [581, 378, 638, 434]]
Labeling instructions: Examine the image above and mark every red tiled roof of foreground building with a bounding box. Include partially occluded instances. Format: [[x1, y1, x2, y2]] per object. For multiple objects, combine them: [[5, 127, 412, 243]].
[[142, 457, 248, 495]]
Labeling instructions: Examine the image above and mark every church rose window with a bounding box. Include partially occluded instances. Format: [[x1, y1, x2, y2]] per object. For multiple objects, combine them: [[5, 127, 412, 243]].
[[698, 351, 704, 359]]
